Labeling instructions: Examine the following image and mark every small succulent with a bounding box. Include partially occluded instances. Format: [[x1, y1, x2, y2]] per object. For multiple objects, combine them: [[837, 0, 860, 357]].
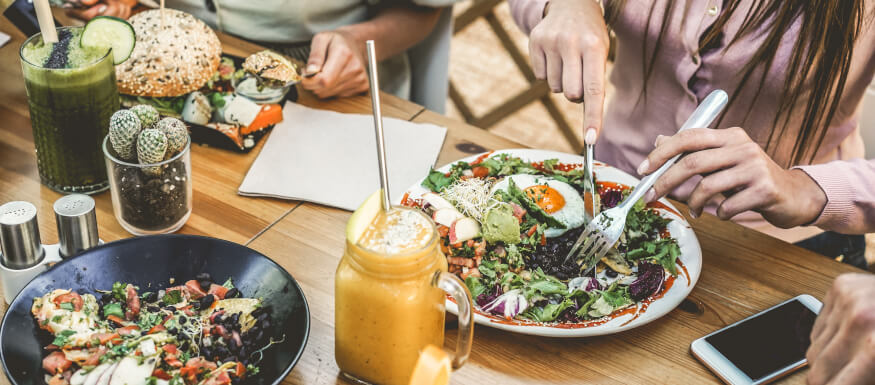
[[130, 104, 160, 129], [109, 109, 141, 160], [137, 128, 168, 175], [155, 117, 189, 156]]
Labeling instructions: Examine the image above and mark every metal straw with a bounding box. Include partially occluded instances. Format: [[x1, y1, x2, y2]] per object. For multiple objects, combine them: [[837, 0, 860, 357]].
[[366, 40, 392, 212]]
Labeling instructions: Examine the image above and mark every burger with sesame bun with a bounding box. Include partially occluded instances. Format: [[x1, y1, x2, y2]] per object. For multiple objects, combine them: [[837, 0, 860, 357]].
[[117, 8, 222, 115]]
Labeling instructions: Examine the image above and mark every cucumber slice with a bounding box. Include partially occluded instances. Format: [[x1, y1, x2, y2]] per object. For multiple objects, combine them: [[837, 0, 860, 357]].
[[80, 16, 136, 65]]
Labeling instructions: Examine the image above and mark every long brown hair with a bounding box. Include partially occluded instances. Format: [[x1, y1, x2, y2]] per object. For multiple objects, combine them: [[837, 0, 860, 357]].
[[606, 0, 865, 166]]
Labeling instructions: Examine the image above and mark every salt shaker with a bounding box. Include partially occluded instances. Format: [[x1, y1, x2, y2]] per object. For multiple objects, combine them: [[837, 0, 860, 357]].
[[0, 201, 56, 304], [54, 194, 99, 258]]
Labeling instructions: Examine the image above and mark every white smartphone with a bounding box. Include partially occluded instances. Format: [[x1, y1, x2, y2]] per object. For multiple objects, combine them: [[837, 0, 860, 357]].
[[690, 294, 822, 385]]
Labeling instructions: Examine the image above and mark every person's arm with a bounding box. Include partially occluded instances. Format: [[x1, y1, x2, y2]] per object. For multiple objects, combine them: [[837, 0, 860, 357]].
[[507, 0, 549, 35], [794, 159, 875, 234], [302, 4, 441, 99]]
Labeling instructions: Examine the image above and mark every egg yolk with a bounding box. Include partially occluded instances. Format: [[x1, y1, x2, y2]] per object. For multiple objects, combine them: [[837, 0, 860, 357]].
[[524, 185, 566, 214]]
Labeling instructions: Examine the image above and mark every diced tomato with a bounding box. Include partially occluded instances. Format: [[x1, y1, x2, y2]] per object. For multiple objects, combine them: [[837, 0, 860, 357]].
[[125, 284, 140, 320], [117, 325, 139, 336], [213, 325, 229, 339], [208, 284, 228, 300], [95, 333, 121, 345], [52, 292, 83, 311], [242, 104, 283, 135], [84, 346, 106, 366], [209, 310, 225, 323], [202, 370, 232, 385], [234, 362, 246, 378], [181, 358, 218, 382], [162, 344, 179, 354], [184, 280, 207, 299], [106, 315, 126, 327], [471, 166, 489, 178], [152, 368, 172, 380], [165, 356, 183, 368], [42, 351, 72, 374], [148, 324, 166, 335], [470, 151, 494, 165]]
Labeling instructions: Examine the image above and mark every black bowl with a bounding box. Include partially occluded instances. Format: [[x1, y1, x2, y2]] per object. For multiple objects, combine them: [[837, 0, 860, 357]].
[[0, 234, 310, 384]]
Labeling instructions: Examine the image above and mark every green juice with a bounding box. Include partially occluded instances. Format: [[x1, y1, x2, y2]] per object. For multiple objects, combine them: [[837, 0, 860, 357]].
[[20, 27, 119, 194]]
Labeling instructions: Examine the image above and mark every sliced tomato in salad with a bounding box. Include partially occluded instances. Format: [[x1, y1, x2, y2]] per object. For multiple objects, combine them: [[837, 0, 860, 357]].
[[42, 351, 72, 374], [52, 292, 83, 311]]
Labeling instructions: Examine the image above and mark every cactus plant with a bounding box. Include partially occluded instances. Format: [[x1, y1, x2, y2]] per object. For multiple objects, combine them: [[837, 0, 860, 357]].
[[130, 104, 160, 129], [109, 109, 142, 160], [137, 128, 168, 175], [155, 117, 188, 156]]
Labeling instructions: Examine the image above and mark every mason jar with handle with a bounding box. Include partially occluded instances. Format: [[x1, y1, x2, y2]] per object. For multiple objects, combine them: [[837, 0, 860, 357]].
[[335, 206, 474, 385]]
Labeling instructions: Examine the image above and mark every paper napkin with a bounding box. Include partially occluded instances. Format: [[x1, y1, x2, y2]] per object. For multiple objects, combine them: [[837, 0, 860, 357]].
[[239, 102, 447, 211]]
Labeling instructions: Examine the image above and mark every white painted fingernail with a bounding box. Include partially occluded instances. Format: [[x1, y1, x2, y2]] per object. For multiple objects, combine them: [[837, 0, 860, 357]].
[[644, 188, 656, 203], [306, 64, 320, 74], [689, 210, 698, 219], [584, 128, 597, 145], [637, 159, 649, 175]]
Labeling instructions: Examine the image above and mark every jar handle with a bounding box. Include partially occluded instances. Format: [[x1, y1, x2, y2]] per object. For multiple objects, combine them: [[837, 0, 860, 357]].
[[434, 271, 474, 369]]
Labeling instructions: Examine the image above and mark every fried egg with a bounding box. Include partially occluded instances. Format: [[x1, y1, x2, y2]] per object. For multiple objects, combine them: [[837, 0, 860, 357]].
[[492, 174, 587, 237]]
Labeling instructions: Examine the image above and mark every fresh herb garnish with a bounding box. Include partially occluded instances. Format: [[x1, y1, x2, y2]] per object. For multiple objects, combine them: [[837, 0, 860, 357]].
[[163, 289, 183, 305], [51, 329, 76, 347], [103, 303, 124, 318], [59, 302, 74, 311]]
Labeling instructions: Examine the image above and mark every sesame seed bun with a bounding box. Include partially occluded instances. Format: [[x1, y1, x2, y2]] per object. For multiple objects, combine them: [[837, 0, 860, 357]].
[[116, 9, 221, 97]]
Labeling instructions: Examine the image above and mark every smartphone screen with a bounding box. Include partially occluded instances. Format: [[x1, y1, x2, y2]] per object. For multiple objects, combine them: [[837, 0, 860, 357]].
[[704, 299, 817, 381]]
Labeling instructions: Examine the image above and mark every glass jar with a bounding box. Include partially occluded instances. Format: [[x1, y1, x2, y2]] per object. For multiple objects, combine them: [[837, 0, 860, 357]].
[[335, 208, 474, 385], [102, 136, 192, 235], [20, 26, 119, 194]]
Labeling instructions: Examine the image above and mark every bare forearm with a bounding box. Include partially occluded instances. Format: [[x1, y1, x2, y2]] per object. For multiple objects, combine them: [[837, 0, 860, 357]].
[[337, 4, 441, 61]]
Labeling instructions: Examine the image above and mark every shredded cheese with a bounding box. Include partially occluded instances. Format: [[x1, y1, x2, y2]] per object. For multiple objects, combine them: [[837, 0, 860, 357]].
[[440, 178, 499, 222]]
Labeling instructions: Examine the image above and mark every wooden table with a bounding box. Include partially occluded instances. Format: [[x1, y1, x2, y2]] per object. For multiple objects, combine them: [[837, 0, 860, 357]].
[[0, 18, 863, 385]]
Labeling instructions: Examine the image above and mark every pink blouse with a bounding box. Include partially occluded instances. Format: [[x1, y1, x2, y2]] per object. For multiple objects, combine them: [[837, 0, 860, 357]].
[[508, 0, 875, 241]]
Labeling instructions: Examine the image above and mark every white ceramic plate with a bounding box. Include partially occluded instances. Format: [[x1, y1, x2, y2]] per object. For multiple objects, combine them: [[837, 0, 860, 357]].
[[400, 149, 702, 338]]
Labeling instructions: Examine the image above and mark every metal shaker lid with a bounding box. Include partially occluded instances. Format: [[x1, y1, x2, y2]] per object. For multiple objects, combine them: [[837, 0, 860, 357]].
[[54, 194, 99, 258], [0, 201, 44, 269]]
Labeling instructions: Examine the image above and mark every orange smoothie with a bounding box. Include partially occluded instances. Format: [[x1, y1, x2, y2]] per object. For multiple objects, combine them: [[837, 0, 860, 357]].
[[335, 207, 448, 385]]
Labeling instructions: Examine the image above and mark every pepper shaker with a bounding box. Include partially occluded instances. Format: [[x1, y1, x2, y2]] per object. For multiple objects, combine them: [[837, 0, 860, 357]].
[[54, 194, 99, 258], [0, 201, 58, 304]]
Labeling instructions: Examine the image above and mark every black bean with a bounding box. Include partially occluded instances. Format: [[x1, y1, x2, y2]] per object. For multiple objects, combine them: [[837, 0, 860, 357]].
[[195, 272, 212, 282], [100, 293, 113, 304], [229, 338, 238, 350], [605, 268, 618, 278], [213, 314, 224, 324], [256, 331, 264, 341], [225, 288, 240, 298], [230, 313, 240, 324], [147, 305, 160, 312], [199, 294, 215, 309], [157, 301, 166, 307], [257, 313, 268, 322], [190, 301, 201, 311], [200, 347, 212, 358], [198, 280, 211, 292], [261, 320, 271, 330], [164, 306, 176, 312], [179, 316, 187, 324], [168, 327, 178, 335], [216, 346, 229, 357]]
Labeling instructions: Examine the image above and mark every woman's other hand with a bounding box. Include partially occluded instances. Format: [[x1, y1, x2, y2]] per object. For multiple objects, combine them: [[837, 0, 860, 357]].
[[637, 127, 827, 228], [302, 29, 369, 99], [807, 273, 875, 385], [66, 0, 133, 21], [528, 0, 609, 143]]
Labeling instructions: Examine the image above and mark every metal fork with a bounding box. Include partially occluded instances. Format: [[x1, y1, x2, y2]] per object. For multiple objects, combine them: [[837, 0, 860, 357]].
[[564, 89, 729, 273]]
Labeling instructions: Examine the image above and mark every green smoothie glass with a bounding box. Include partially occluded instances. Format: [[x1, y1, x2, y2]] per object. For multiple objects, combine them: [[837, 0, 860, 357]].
[[20, 26, 119, 194]]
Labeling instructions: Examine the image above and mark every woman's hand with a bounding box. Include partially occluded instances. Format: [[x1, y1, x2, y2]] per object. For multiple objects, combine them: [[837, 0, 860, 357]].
[[528, 0, 609, 143], [807, 273, 875, 385], [637, 127, 827, 228], [66, 0, 132, 20], [302, 29, 369, 99]]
